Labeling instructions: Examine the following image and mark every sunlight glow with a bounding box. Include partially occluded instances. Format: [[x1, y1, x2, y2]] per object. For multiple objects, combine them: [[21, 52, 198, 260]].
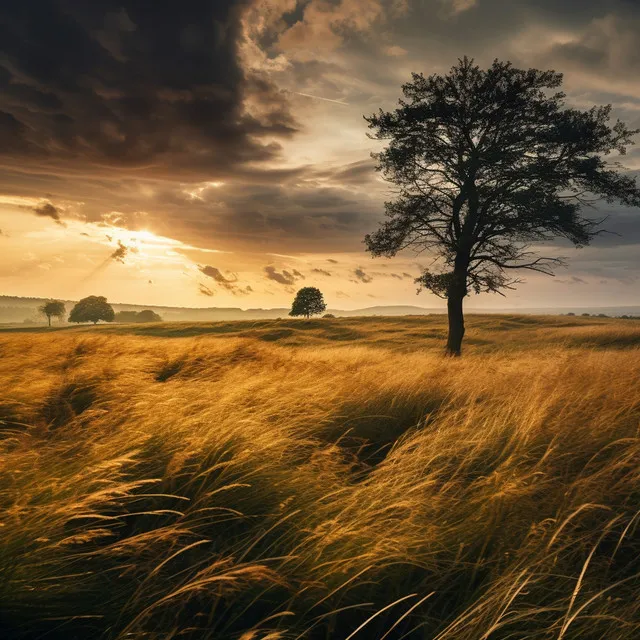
[[184, 182, 225, 201]]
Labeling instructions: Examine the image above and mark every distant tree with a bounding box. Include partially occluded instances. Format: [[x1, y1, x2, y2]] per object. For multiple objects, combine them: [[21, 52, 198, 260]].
[[114, 309, 162, 323], [39, 300, 66, 327], [69, 296, 115, 324], [323, 313, 336, 318], [114, 310, 139, 323], [364, 58, 640, 355], [289, 287, 327, 319], [566, 312, 576, 316], [136, 309, 162, 323]]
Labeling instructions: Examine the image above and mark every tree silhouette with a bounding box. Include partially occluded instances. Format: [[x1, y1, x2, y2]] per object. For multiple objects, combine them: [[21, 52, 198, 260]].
[[39, 300, 66, 327], [365, 58, 640, 355], [135, 309, 163, 323], [69, 296, 115, 324], [114, 309, 163, 323], [289, 287, 327, 319]]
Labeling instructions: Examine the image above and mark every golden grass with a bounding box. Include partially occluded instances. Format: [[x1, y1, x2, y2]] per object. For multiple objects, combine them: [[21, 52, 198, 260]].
[[0, 315, 639, 639]]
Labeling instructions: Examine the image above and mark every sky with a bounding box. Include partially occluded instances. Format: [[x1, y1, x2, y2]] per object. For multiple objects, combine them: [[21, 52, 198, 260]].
[[0, 0, 639, 310]]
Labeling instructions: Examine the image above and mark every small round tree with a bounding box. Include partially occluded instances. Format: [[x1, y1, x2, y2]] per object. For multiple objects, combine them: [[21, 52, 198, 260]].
[[69, 296, 115, 324], [289, 287, 327, 319], [136, 309, 163, 323], [39, 300, 66, 327]]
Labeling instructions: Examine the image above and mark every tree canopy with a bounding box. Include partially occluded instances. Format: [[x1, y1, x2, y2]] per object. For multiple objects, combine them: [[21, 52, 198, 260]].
[[365, 57, 640, 355], [69, 296, 115, 324], [39, 300, 66, 327], [289, 287, 327, 319]]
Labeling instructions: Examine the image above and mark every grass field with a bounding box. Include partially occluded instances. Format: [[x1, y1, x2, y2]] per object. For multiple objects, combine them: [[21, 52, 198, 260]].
[[1, 314, 639, 639]]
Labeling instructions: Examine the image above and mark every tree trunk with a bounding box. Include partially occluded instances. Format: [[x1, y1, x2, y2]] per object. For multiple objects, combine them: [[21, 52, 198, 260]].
[[47, 315, 51, 327], [446, 292, 465, 356], [445, 262, 468, 356]]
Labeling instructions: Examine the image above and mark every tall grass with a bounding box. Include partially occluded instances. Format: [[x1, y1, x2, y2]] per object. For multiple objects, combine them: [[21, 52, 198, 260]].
[[0, 316, 639, 639]]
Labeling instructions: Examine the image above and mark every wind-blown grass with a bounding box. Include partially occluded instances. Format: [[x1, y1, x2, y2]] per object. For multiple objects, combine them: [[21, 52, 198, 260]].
[[0, 315, 639, 639]]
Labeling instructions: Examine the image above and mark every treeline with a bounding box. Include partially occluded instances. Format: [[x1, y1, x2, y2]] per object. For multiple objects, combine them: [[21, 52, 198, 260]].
[[566, 312, 640, 319], [8, 295, 164, 325]]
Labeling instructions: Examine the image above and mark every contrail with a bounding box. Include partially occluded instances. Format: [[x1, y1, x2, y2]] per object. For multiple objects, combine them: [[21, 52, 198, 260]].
[[288, 91, 349, 106]]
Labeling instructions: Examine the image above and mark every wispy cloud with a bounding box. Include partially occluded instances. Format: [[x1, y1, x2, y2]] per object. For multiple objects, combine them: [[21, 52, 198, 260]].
[[353, 267, 373, 283], [198, 264, 252, 296], [264, 266, 305, 286], [33, 202, 65, 226]]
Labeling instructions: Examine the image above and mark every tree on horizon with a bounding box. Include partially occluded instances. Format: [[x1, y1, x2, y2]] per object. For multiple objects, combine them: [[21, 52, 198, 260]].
[[69, 296, 115, 325], [364, 57, 640, 356], [114, 309, 163, 323], [39, 300, 66, 327], [289, 287, 327, 319]]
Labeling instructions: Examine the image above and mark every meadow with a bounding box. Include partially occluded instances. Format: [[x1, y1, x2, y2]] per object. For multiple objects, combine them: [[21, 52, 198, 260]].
[[1, 314, 639, 639]]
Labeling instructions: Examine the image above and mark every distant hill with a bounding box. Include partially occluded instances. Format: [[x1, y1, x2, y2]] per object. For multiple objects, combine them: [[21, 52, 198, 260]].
[[1, 295, 638, 324], [0, 296, 442, 324]]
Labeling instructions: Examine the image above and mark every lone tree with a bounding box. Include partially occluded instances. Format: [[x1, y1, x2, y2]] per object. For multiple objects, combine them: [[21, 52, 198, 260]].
[[289, 287, 327, 319], [365, 58, 640, 355], [69, 296, 115, 325], [39, 300, 66, 327]]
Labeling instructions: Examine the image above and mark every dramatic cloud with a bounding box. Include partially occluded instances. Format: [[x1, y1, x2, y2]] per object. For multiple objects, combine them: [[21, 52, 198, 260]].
[[33, 202, 64, 225], [1, 0, 639, 309], [264, 266, 305, 286], [0, 0, 297, 180], [245, 0, 410, 63]]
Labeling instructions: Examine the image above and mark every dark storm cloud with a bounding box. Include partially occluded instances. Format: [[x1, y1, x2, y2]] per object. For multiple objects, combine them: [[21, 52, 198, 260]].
[[2, 0, 640, 277], [148, 178, 379, 252], [0, 0, 296, 179], [264, 266, 304, 286], [32, 202, 64, 225]]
